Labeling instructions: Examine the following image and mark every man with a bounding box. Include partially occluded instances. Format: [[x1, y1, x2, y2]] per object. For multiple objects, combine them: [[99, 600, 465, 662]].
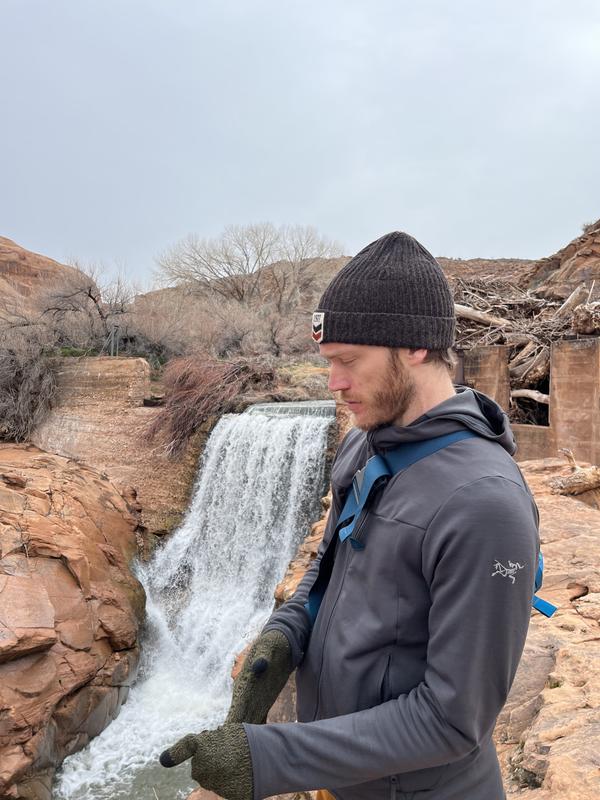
[[160, 232, 539, 799]]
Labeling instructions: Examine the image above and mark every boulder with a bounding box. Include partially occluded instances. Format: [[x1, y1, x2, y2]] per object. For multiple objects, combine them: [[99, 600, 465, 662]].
[[0, 444, 145, 800]]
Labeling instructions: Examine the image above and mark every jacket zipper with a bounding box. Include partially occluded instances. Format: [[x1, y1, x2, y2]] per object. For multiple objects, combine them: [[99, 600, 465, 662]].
[[312, 445, 374, 715], [313, 537, 354, 719], [390, 775, 398, 800], [350, 506, 371, 546]]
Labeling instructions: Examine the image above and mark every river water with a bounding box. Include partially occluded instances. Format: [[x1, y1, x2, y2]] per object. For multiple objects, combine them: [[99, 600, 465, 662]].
[[53, 409, 331, 800]]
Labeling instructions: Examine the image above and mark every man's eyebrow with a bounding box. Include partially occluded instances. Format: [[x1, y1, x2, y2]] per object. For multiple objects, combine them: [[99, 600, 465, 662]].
[[321, 349, 358, 360]]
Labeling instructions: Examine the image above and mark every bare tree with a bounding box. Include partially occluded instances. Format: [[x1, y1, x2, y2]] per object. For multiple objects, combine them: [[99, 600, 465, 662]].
[[37, 262, 134, 352], [156, 223, 278, 303], [260, 225, 340, 315], [0, 260, 138, 357], [156, 223, 342, 308]]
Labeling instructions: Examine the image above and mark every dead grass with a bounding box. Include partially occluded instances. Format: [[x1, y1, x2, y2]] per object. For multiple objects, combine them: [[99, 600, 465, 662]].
[[143, 355, 276, 457], [0, 344, 58, 442]]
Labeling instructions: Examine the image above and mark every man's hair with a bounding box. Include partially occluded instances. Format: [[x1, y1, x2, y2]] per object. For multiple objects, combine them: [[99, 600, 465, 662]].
[[389, 347, 458, 375], [423, 348, 458, 374]]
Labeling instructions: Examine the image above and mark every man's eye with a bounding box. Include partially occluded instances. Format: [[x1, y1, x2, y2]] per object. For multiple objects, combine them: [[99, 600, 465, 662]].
[[340, 359, 356, 366]]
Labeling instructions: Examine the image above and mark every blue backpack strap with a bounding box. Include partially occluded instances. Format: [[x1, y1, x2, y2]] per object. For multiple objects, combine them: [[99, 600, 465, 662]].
[[305, 431, 477, 626], [338, 430, 478, 546], [384, 430, 478, 474], [305, 429, 556, 627], [338, 454, 391, 543], [532, 551, 557, 618]]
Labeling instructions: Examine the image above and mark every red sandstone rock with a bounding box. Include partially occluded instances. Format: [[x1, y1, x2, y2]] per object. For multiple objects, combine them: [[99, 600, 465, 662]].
[[529, 219, 600, 300], [0, 444, 145, 800], [187, 789, 222, 800], [496, 459, 600, 797], [0, 237, 88, 320], [0, 575, 57, 663]]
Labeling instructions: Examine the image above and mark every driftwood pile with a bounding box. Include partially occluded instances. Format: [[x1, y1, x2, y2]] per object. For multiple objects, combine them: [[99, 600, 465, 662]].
[[453, 278, 599, 424], [550, 449, 600, 496]]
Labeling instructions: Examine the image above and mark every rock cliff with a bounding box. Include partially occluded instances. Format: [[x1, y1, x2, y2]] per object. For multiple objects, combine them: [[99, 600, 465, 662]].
[[529, 219, 600, 300], [0, 237, 85, 319], [0, 444, 145, 800]]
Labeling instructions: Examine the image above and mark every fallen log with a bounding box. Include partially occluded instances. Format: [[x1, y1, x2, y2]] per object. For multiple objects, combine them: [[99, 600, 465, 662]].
[[572, 302, 600, 335], [520, 346, 550, 386], [550, 465, 600, 495], [504, 332, 535, 346], [554, 283, 588, 318], [454, 303, 513, 329], [509, 340, 537, 371], [558, 448, 580, 471], [509, 344, 550, 386], [508, 339, 537, 380], [510, 389, 550, 404], [510, 346, 550, 388]]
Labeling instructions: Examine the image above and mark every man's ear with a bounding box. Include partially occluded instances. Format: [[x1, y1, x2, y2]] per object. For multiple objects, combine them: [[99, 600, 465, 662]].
[[407, 348, 428, 366]]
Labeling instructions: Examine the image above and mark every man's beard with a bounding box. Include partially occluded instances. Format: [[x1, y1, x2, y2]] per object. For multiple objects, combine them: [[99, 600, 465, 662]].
[[355, 351, 416, 431]]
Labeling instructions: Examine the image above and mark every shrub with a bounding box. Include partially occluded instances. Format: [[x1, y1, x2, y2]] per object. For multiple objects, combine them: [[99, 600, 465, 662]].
[[0, 343, 58, 442], [143, 355, 276, 456]]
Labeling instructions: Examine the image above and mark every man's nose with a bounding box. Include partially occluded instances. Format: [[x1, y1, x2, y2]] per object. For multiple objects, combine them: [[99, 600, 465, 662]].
[[328, 366, 351, 393]]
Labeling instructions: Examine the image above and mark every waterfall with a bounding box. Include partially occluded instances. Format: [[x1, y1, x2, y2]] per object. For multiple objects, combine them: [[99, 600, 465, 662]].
[[54, 408, 332, 800], [247, 400, 335, 417]]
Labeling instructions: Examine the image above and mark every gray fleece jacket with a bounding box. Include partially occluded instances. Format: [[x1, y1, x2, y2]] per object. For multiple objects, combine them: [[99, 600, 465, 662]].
[[244, 388, 539, 800]]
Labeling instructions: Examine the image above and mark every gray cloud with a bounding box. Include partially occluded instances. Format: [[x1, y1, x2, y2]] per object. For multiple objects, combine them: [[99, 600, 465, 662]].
[[2, 0, 599, 284]]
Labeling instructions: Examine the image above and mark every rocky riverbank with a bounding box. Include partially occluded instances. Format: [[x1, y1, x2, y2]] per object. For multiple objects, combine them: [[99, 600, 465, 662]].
[[0, 445, 145, 800]]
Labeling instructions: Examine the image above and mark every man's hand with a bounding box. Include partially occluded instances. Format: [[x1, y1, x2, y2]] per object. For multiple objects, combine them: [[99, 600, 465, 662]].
[[159, 723, 253, 800], [226, 629, 293, 724]]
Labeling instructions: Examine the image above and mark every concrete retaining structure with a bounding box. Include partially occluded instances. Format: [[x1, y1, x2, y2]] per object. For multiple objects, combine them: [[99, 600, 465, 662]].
[[463, 338, 600, 464]]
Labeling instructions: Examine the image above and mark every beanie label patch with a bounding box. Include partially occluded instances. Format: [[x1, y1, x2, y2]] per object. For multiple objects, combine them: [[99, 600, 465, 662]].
[[312, 312, 325, 343]]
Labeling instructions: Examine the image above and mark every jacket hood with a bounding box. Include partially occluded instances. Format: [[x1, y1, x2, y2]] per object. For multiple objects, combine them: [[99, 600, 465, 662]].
[[368, 387, 516, 456]]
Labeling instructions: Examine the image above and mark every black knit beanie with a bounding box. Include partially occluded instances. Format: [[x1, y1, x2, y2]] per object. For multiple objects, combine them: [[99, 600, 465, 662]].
[[312, 231, 455, 349]]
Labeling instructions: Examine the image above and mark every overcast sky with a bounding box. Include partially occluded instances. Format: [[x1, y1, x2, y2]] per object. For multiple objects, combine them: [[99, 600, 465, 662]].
[[2, 0, 599, 285]]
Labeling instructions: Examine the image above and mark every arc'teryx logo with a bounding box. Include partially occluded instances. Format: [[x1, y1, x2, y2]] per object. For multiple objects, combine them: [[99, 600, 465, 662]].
[[491, 560, 524, 584]]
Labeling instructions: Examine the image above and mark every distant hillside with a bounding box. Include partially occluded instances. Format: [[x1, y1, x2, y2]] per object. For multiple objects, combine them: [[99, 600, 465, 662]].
[[259, 253, 537, 305], [6, 221, 600, 349], [436, 256, 536, 287], [527, 219, 600, 299], [137, 253, 537, 323], [0, 236, 84, 318]]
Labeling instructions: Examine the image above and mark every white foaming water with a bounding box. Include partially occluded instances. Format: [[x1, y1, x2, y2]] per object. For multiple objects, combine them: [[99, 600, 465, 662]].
[[54, 410, 331, 800]]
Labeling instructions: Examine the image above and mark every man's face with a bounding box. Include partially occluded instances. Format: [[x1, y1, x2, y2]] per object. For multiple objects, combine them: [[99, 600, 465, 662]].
[[320, 342, 416, 430]]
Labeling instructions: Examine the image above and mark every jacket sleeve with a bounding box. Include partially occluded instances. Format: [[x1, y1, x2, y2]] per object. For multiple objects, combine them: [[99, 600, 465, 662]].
[[244, 476, 539, 798], [261, 499, 340, 667]]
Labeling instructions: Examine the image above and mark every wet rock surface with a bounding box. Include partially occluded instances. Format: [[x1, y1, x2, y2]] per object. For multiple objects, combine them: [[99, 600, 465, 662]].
[[496, 457, 600, 798], [0, 444, 145, 800]]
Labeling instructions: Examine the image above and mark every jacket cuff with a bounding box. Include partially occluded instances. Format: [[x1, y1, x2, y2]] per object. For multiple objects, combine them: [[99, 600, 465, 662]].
[[262, 621, 307, 668]]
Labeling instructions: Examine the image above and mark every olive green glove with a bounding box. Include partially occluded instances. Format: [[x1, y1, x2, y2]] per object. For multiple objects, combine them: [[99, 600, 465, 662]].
[[159, 723, 252, 800], [226, 629, 293, 724]]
